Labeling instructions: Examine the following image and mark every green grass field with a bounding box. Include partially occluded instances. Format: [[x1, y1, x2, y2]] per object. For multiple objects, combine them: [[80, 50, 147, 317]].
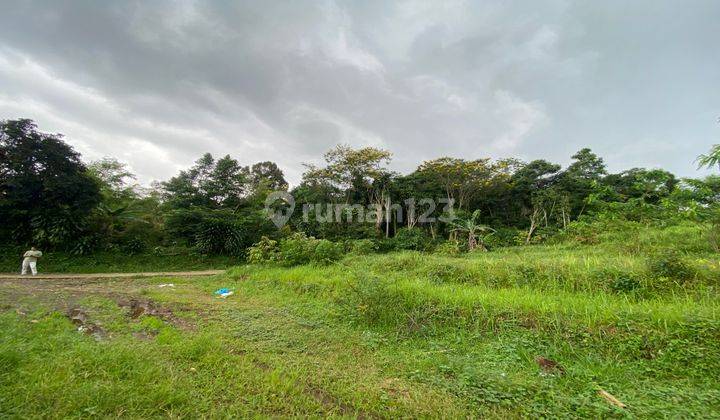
[[1, 225, 719, 417]]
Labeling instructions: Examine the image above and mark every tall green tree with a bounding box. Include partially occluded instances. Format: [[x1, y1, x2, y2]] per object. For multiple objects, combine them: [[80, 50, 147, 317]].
[[556, 148, 607, 217], [162, 153, 249, 210], [0, 119, 101, 246], [603, 168, 678, 204], [88, 157, 139, 211], [249, 161, 288, 192], [302, 144, 392, 204], [415, 157, 494, 210], [246, 161, 289, 207], [298, 145, 393, 235], [88, 158, 137, 198], [86, 158, 165, 251]]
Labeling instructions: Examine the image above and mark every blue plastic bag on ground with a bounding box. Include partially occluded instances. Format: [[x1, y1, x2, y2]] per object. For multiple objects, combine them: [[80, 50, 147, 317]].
[[214, 288, 234, 298]]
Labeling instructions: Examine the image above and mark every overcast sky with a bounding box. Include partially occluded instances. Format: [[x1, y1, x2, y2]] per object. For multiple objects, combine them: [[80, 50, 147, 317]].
[[1, 0, 718, 184]]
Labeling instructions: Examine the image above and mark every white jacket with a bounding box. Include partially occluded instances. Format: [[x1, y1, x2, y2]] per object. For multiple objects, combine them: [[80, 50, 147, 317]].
[[23, 250, 42, 262]]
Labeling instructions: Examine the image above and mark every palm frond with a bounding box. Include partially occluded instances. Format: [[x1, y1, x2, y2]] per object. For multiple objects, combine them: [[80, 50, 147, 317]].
[[697, 144, 720, 170]]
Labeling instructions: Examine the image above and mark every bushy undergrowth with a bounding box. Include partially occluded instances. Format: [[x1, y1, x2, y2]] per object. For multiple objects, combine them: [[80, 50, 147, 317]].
[[247, 236, 280, 264], [558, 220, 715, 254], [226, 251, 720, 415], [347, 239, 377, 255], [433, 240, 467, 256], [248, 233, 343, 266], [194, 217, 247, 256], [389, 227, 434, 251], [647, 250, 694, 281], [361, 247, 716, 299], [228, 256, 720, 389]]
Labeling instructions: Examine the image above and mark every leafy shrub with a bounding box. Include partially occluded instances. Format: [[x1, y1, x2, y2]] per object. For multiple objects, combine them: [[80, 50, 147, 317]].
[[29, 213, 85, 248], [514, 227, 556, 246], [119, 237, 147, 255], [483, 228, 522, 249], [349, 239, 377, 255], [434, 240, 466, 256], [513, 231, 530, 246], [279, 233, 316, 266], [166, 208, 274, 256], [648, 251, 693, 281], [533, 226, 558, 242], [164, 208, 211, 245], [69, 235, 99, 255], [247, 236, 280, 264], [312, 239, 343, 264], [119, 219, 164, 249], [393, 228, 432, 251], [194, 218, 245, 256], [375, 238, 398, 253], [559, 220, 601, 245], [588, 267, 644, 294], [314, 223, 379, 243], [250, 233, 343, 266]]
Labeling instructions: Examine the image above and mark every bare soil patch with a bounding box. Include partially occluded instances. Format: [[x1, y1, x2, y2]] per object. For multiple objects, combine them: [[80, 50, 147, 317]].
[[0, 277, 198, 330]]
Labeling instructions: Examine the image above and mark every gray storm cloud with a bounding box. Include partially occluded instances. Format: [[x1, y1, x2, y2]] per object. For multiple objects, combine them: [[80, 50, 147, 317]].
[[0, 0, 718, 184]]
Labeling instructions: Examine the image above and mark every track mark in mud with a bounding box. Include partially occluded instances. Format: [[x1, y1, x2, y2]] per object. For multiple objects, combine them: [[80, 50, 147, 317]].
[[67, 307, 107, 340], [117, 298, 195, 330]]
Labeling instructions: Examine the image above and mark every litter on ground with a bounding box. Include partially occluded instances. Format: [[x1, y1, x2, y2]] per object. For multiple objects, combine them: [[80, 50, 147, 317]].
[[214, 288, 234, 298]]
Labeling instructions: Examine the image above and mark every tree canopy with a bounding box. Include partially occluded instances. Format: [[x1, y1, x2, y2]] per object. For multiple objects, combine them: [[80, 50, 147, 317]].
[[1, 118, 718, 257], [0, 119, 101, 246]]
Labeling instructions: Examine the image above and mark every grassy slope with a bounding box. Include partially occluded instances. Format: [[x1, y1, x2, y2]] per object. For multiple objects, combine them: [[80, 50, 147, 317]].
[[0, 277, 464, 417], [1, 223, 719, 417]]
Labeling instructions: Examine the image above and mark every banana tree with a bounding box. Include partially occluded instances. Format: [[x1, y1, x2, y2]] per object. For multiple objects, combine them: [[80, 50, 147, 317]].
[[448, 210, 495, 251]]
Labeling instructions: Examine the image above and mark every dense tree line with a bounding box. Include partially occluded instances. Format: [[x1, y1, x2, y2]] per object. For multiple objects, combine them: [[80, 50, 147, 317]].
[[1, 119, 718, 256]]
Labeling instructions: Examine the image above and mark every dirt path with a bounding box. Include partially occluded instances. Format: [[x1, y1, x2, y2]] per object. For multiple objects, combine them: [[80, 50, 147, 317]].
[[0, 270, 225, 280]]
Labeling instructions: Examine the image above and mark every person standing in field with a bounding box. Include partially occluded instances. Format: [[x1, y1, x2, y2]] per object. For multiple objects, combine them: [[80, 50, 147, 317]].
[[21, 247, 42, 276]]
